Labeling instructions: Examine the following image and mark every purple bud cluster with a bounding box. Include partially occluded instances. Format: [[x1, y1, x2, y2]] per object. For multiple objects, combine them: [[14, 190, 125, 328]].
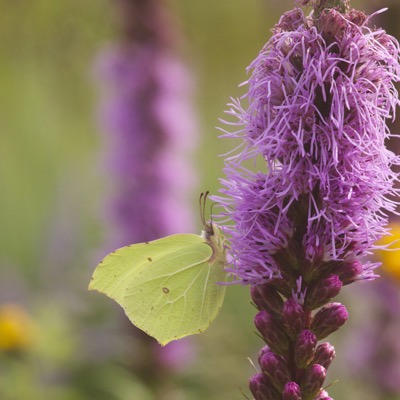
[[251, 286, 343, 399], [218, 0, 400, 398]]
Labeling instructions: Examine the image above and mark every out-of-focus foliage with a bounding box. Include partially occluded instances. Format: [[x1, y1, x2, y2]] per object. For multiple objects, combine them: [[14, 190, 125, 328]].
[[0, 0, 397, 399]]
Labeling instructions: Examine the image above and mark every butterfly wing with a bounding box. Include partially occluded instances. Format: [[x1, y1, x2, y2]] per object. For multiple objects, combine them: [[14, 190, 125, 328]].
[[88, 234, 203, 304], [122, 235, 227, 346]]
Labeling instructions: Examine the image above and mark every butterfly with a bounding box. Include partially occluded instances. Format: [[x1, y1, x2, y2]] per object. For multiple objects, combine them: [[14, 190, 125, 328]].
[[89, 192, 228, 346]]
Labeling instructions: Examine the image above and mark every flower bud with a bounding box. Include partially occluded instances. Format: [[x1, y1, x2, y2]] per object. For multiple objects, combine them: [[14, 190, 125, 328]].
[[282, 381, 302, 400], [335, 259, 363, 285], [251, 284, 284, 314], [276, 8, 305, 32], [313, 342, 335, 371], [282, 298, 305, 339], [295, 330, 318, 368], [302, 364, 326, 399], [249, 373, 280, 400], [258, 345, 272, 365], [255, 310, 290, 354], [271, 275, 294, 299], [314, 389, 333, 400], [347, 9, 367, 26], [259, 351, 291, 392], [310, 303, 348, 340], [305, 274, 342, 309]]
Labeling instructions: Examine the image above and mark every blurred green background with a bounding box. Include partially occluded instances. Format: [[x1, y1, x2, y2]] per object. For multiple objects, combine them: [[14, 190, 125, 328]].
[[0, 0, 398, 399]]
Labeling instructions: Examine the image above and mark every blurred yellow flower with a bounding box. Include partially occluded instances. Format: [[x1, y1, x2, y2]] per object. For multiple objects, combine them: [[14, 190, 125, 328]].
[[0, 303, 35, 352], [376, 223, 400, 282]]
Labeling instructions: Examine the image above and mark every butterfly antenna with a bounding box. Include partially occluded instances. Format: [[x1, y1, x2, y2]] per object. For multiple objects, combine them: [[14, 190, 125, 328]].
[[204, 191, 215, 235], [199, 191, 210, 227], [199, 192, 205, 226], [210, 201, 219, 223]]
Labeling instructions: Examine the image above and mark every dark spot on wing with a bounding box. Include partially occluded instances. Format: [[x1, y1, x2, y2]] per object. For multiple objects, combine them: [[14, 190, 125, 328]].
[[145, 242, 149, 244], [148, 257, 152, 262], [162, 287, 169, 294]]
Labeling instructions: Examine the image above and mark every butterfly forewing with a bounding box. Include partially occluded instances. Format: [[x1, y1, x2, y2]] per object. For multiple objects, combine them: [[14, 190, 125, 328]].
[[88, 234, 204, 304]]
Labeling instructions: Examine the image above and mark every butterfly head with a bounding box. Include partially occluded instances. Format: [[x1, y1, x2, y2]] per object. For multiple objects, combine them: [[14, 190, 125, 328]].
[[199, 191, 226, 262], [202, 221, 226, 262]]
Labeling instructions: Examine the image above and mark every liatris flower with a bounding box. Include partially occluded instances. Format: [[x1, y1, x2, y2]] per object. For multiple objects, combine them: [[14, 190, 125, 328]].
[[96, 0, 197, 386], [97, 44, 197, 247], [97, 0, 197, 249], [218, 0, 400, 398]]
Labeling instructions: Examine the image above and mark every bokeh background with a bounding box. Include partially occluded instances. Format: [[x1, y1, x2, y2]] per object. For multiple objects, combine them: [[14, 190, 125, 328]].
[[1, 0, 399, 399]]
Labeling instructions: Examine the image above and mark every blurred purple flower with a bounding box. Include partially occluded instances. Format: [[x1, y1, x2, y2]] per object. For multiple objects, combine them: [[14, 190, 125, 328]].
[[96, 44, 197, 248], [218, 1, 400, 398], [95, 0, 198, 381], [346, 278, 400, 396]]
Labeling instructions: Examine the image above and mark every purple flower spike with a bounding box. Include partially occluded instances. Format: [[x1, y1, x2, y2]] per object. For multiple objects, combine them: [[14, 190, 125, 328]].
[[259, 351, 291, 392], [217, 0, 400, 396], [219, 4, 400, 287], [96, 0, 198, 385], [282, 298, 306, 339], [255, 310, 290, 354], [313, 342, 336, 371], [305, 274, 342, 310], [295, 330, 318, 369], [249, 373, 280, 400], [282, 381, 302, 400], [311, 303, 349, 340], [302, 364, 326, 400]]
